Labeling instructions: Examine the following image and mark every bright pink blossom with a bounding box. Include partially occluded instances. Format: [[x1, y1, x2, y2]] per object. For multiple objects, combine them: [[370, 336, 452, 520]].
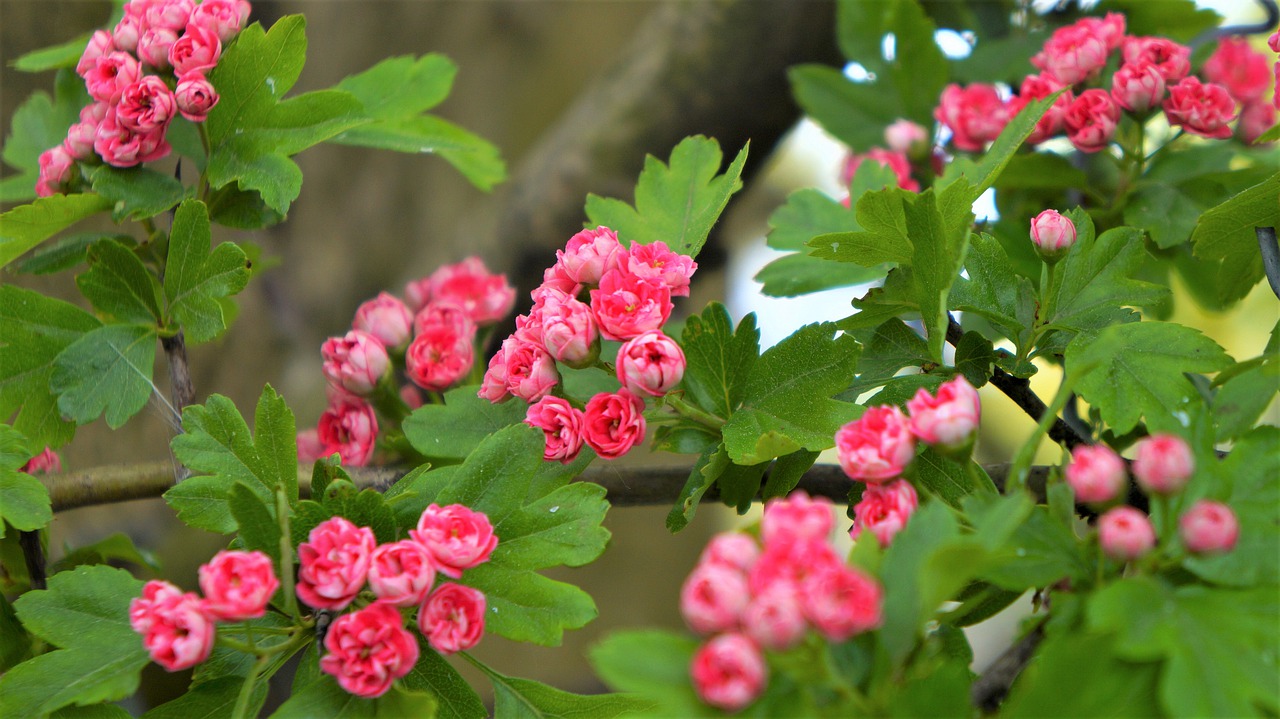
[[1241, 101, 1276, 144], [136, 27, 178, 69], [77, 30, 115, 75], [1030, 209, 1077, 260], [906, 375, 981, 450], [499, 336, 558, 402], [352, 292, 414, 348], [418, 582, 486, 655], [743, 586, 807, 650], [174, 71, 219, 122], [414, 300, 475, 341], [1122, 37, 1191, 83], [615, 330, 685, 397], [35, 146, 75, 197], [690, 633, 767, 712], [1179, 500, 1239, 555], [1132, 434, 1194, 496], [321, 330, 389, 396], [934, 83, 1011, 152], [321, 601, 419, 698], [1064, 88, 1120, 153], [525, 395, 586, 463], [1098, 506, 1156, 561], [884, 118, 929, 154], [538, 289, 599, 366], [428, 257, 516, 325], [1031, 19, 1110, 85], [118, 76, 177, 133], [315, 397, 378, 466], [368, 540, 438, 607], [129, 580, 216, 672], [557, 226, 625, 285], [1203, 37, 1271, 104], [800, 564, 883, 641], [1163, 77, 1238, 139], [540, 262, 581, 296], [590, 269, 673, 341], [581, 389, 647, 460], [84, 51, 140, 104], [169, 23, 222, 76], [141, 0, 195, 31], [1082, 12, 1126, 52], [761, 491, 834, 546], [64, 118, 98, 161], [411, 504, 498, 579], [625, 241, 697, 297], [94, 109, 171, 168], [188, 0, 252, 43], [680, 562, 749, 635], [198, 550, 278, 621], [296, 516, 376, 610], [843, 147, 919, 192], [747, 538, 840, 596], [1011, 73, 1073, 145], [20, 447, 61, 475], [850, 479, 918, 547], [835, 405, 916, 483], [1111, 60, 1166, 113], [406, 326, 475, 392], [478, 344, 511, 403], [698, 532, 760, 573]]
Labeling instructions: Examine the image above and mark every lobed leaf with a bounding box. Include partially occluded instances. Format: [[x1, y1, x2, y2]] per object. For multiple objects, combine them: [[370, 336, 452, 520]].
[[0, 195, 113, 270], [678, 303, 760, 421], [49, 324, 157, 429]]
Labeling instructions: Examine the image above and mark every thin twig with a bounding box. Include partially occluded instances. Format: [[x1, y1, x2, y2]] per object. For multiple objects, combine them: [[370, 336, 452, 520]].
[[17, 530, 46, 591], [971, 622, 1046, 713], [161, 332, 194, 481]]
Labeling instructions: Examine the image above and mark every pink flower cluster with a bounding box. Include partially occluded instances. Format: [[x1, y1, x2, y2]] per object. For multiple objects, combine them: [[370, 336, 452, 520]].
[[37, 0, 248, 196], [129, 550, 277, 672], [834, 375, 979, 546], [481, 226, 695, 463], [298, 257, 515, 466], [681, 493, 883, 711], [296, 505, 495, 697]]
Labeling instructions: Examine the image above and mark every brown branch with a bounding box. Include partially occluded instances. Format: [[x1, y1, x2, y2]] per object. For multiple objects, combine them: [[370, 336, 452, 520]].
[[18, 530, 46, 591], [971, 622, 1046, 713], [161, 332, 194, 481]]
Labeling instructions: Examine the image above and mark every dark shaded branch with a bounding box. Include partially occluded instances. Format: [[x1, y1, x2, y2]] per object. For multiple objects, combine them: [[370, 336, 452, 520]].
[[18, 530, 46, 591], [971, 622, 1046, 713], [1258, 227, 1280, 300], [1192, 0, 1279, 46], [161, 332, 194, 481]]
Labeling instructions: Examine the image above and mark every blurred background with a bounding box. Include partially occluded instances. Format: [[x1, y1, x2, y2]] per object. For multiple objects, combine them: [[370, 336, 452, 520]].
[[1, 0, 1275, 711]]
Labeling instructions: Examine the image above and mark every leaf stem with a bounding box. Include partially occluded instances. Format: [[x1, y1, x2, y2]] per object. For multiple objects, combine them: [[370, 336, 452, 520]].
[[664, 393, 725, 429], [231, 653, 271, 719], [276, 485, 300, 619]]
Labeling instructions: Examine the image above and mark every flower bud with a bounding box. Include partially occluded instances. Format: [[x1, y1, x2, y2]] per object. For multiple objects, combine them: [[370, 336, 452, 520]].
[[1132, 434, 1193, 496], [1098, 506, 1156, 561], [742, 587, 806, 651], [1065, 444, 1127, 504], [198, 550, 278, 621], [321, 330, 389, 396], [761, 491, 834, 546], [850, 479, 919, 547], [368, 540, 437, 607], [616, 330, 685, 397], [1111, 60, 1166, 113], [680, 562, 749, 635], [884, 118, 929, 154], [582, 389, 647, 460], [1064, 88, 1121, 153], [835, 405, 916, 483], [418, 583, 486, 655], [1030, 209, 1077, 262], [1178, 500, 1239, 555], [524, 395, 586, 464], [411, 503, 498, 578], [906, 375, 981, 454], [690, 633, 767, 712], [353, 292, 414, 348]]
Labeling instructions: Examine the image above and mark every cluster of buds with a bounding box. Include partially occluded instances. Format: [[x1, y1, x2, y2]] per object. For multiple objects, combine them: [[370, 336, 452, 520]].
[[37, 0, 250, 196], [1065, 434, 1239, 561], [297, 504, 496, 697], [298, 257, 515, 466], [129, 550, 278, 671], [681, 493, 883, 712], [835, 375, 980, 546], [482, 226, 695, 463], [933, 14, 1273, 157]]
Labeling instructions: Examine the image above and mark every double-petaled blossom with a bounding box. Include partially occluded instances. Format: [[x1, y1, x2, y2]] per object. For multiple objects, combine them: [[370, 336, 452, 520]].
[[1122, 37, 1191, 84], [315, 396, 378, 466], [77, 30, 115, 75], [625, 241, 698, 297], [321, 330, 389, 396], [690, 633, 767, 712], [411, 504, 498, 578], [1163, 77, 1238, 140], [418, 582, 486, 655], [760, 492, 833, 546], [1203, 37, 1271, 105], [850, 479, 919, 547], [36, 147, 75, 197], [680, 562, 750, 635], [835, 406, 916, 483], [94, 108, 171, 168], [581, 389, 647, 459], [1012, 73, 1073, 145], [615, 330, 685, 397], [906, 375, 981, 453], [320, 601, 419, 698], [538, 288, 599, 367], [1065, 444, 1127, 504], [136, 27, 178, 69], [1064, 88, 1121, 153], [198, 550, 278, 621], [742, 587, 806, 651], [405, 324, 474, 392], [188, 0, 252, 42], [174, 71, 219, 122], [1178, 500, 1239, 555], [524, 395, 586, 463], [367, 540, 437, 607], [934, 83, 1010, 152], [169, 23, 222, 76], [1031, 19, 1111, 85], [1111, 60, 1166, 113], [557, 226, 625, 286], [698, 532, 760, 573], [84, 51, 141, 104], [800, 563, 884, 641], [1098, 506, 1156, 561], [296, 516, 376, 610], [497, 336, 558, 402], [129, 580, 216, 672], [590, 268, 673, 341], [427, 257, 516, 325]]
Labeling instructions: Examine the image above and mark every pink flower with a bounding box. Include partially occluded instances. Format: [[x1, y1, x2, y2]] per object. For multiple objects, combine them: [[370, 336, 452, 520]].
[[76, 30, 115, 75], [1203, 37, 1271, 105], [1011, 73, 1072, 145], [747, 538, 840, 596], [112, 15, 143, 53], [934, 83, 1011, 151], [35, 146, 75, 197], [428, 257, 516, 325], [94, 109, 171, 168], [321, 330, 389, 396], [524, 396, 586, 463], [761, 491, 834, 546], [1031, 20, 1110, 85], [1178, 500, 1239, 555], [690, 633, 766, 712], [835, 405, 916, 483], [1271, 29, 1280, 53], [316, 397, 378, 466], [1123, 37, 1191, 83], [1111, 60, 1166, 113], [850, 479, 918, 547], [800, 564, 883, 641], [84, 51, 140, 104], [1241, 101, 1276, 144], [698, 532, 760, 573], [1098, 506, 1156, 561], [538, 289, 599, 366], [400, 384, 424, 410], [19, 447, 62, 475], [1163, 77, 1238, 140], [557, 226, 625, 285], [188, 0, 252, 43], [411, 504, 498, 578], [418, 582, 486, 655], [1082, 12, 1127, 52], [615, 330, 685, 397], [843, 147, 919, 192], [1065, 444, 1127, 504], [296, 516, 375, 610], [884, 118, 929, 154], [368, 540, 437, 607], [1030, 209, 1077, 260], [174, 71, 219, 122], [906, 375, 981, 451], [500, 336, 558, 402], [198, 550, 278, 621], [404, 276, 433, 313], [478, 345, 511, 403], [590, 269, 673, 341], [541, 262, 581, 296], [352, 292, 413, 348], [169, 23, 222, 76], [1064, 88, 1120, 153], [1132, 434, 1194, 496], [414, 300, 475, 341], [581, 389, 647, 460], [136, 27, 178, 69], [624, 241, 698, 297], [129, 580, 216, 672], [296, 428, 327, 463], [742, 587, 806, 651], [406, 326, 475, 392], [321, 601, 419, 698], [680, 562, 749, 635], [141, 0, 195, 32], [117, 75, 177, 133], [63, 119, 98, 161]]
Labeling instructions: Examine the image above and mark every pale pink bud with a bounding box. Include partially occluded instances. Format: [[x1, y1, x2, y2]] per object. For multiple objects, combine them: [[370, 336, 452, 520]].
[[174, 70, 219, 122], [112, 16, 143, 53], [117, 75, 177, 133], [1098, 506, 1156, 561], [143, 0, 195, 32], [850, 479, 918, 547], [1123, 37, 1192, 83], [843, 147, 919, 192], [541, 262, 581, 296], [590, 269, 673, 341], [188, 0, 252, 43], [198, 550, 278, 621], [624, 241, 698, 297], [35, 146, 75, 197], [169, 23, 221, 76], [1163, 77, 1238, 140], [1111, 60, 1166, 113], [1065, 88, 1120, 153], [315, 397, 378, 466], [761, 491, 834, 546], [1065, 444, 1127, 504], [413, 300, 474, 341], [690, 633, 767, 712], [698, 532, 760, 573], [77, 30, 116, 75], [1178, 500, 1239, 554], [1030, 209, 1077, 260], [406, 326, 475, 392], [64, 119, 98, 160], [681, 562, 749, 635], [368, 540, 437, 607], [835, 405, 916, 483], [20, 447, 62, 475], [906, 375, 981, 450], [524, 395, 586, 464], [411, 504, 498, 579], [352, 292, 413, 348], [538, 289, 599, 366], [478, 344, 511, 403], [884, 118, 929, 154], [136, 27, 178, 69], [1204, 37, 1271, 105], [428, 257, 516, 325], [418, 582, 486, 655], [321, 601, 419, 697], [1132, 434, 1194, 496], [934, 83, 1012, 151], [581, 389, 646, 460], [1031, 21, 1110, 85], [404, 276, 433, 313], [84, 51, 140, 104], [129, 580, 215, 672], [557, 226, 625, 285], [296, 516, 375, 610], [615, 330, 685, 397], [800, 564, 884, 641], [743, 586, 807, 650], [400, 384, 424, 410], [321, 330, 389, 396]]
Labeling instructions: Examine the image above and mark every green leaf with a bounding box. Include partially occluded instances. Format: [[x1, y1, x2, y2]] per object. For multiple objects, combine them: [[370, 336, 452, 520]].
[[763, 449, 819, 500], [0, 594, 33, 671], [584, 136, 748, 259], [12, 35, 93, 72], [1213, 360, 1279, 442], [991, 152, 1087, 191], [463, 563, 598, 646], [721, 323, 861, 465], [1190, 172, 1280, 306], [470, 656, 655, 719], [49, 532, 161, 574], [228, 481, 281, 562], [331, 115, 506, 192], [163, 201, 251, 343], [206, 185, 285, 229], [89, 166, 189, 222], [0, 195, 114, 269], [0, 287, 100, 448], [714, 459, 769, 513], [336, 54, 457, 119], [943, 89, 1066, 201], [954, 331, 996, 389], [1, 72, 88, 202], [320, 481, 397, 545], [951, 233, 1037, 352], [1066, 322, 1232, 435], [142, 676, 267, 719], [979, 506, 1090, 591], [75, 239, 164, 324], [0, 566, 148, 718], [15, 233, 132, 276], [842, 318, 930, 399], [495, 481, 610, 569], [807, 187, 914, 267], [910, 448, 991, 509], [273, 675, 436, 718], [906, 185, 973, 360], [50, 324, 157, 429], [590, 631, 711, 718], [666, 445, 730, 533], [0, 425, 50, 536], [678, 303, 760, 420], [402, 385, 526, 460], [400, 639, 486, 719], [1002, 632, 1162, 718]]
